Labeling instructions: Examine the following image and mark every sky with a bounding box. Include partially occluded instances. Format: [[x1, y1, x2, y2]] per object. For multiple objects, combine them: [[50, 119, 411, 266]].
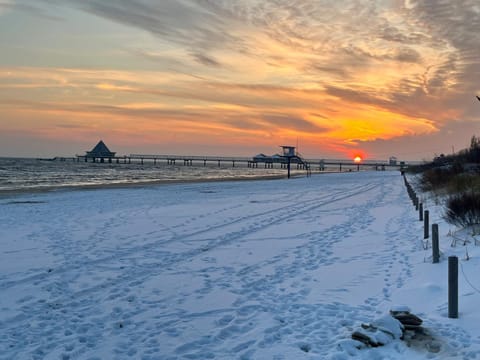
[[0, 0, 479, 160]]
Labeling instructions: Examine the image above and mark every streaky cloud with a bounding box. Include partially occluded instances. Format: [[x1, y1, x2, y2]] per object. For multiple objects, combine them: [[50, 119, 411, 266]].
[[190, 52, 222, 67]]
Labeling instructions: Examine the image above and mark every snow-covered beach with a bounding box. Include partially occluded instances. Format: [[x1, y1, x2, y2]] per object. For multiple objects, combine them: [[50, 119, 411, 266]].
[[1, 171, 480, 359]]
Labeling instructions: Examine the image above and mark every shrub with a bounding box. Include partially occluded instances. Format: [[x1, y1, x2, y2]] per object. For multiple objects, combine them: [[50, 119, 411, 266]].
[[445, 173, 480, 193], [420, 165, 462, 192], [444, 191, 480, 228]]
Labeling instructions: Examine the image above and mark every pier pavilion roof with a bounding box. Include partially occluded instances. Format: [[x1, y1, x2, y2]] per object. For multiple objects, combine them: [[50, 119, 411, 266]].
[[86, 140, 116, 158]]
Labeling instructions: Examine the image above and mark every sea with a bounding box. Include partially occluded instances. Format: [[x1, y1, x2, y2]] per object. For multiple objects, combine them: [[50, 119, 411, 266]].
[[0, 157, 297, 195]]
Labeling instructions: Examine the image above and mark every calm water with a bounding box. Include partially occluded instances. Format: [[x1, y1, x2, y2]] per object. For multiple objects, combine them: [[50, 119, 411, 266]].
[[0, 157, 297, 194]]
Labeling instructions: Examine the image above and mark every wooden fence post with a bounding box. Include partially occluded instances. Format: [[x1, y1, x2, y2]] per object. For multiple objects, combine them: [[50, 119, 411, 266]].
[[448, 256, 458, 318], [424, 210, 429, 239], [419, 203, 423, 221], [432, 224, 439, 263]]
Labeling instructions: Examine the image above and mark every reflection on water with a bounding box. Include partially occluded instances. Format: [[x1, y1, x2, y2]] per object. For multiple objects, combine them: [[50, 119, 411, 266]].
[[0, 157, 298, 193]]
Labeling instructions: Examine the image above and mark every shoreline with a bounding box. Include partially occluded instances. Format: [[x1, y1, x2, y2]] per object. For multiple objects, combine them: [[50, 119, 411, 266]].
[[0, 169, 370, 199], [0, 173, 293, 199]]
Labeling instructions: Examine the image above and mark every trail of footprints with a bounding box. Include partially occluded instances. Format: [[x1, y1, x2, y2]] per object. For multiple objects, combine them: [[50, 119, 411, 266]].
[[4, 176, 465, 359]]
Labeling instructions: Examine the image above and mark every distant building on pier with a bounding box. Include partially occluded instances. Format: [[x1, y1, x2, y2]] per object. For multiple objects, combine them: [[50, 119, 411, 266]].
[[78, 140, 116, 163]]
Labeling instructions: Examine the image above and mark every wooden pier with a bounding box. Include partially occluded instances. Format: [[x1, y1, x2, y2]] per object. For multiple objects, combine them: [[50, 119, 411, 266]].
[[71, 141, 411, 172], [74, 153, 407, 171], [75, 154, 302, 168]]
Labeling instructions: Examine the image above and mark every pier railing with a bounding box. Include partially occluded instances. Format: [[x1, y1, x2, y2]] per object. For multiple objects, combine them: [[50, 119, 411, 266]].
[[74, 152, 417, 171], [129, 154, 251, 162]]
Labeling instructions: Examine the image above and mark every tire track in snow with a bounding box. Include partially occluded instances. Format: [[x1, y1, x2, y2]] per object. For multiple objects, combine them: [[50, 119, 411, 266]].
[[168, 177, 397, 358], [1, 176, 390, 359], [0, 181, 378, 291]]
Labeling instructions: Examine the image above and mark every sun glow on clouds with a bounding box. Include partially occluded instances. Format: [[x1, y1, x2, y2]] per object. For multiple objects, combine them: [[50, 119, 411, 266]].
[[0, 64, 453, 156], [329, 107, 437, 142], [0, 0, 479, 158]]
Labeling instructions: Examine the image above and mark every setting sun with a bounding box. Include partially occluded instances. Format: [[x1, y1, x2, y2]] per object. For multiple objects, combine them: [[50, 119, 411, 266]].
[[354, 156, 362, 163]]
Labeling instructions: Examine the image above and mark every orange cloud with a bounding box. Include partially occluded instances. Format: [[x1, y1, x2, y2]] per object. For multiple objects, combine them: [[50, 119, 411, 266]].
[[0, 58, 469, 159]]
